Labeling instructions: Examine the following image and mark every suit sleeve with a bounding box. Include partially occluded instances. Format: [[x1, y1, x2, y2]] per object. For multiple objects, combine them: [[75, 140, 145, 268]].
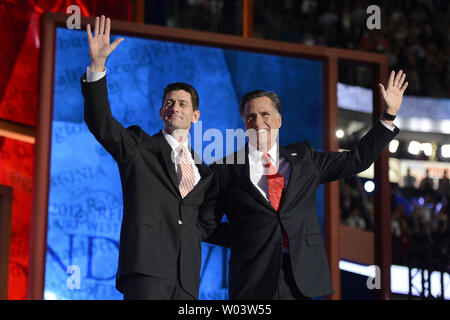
[[81, 73, 141, 163], [311, 120, 399, 184], [198, 164, 231, 247]]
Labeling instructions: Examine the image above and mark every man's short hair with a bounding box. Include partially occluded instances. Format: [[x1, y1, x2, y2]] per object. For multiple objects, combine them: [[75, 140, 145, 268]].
[[239, 90, 281, 117], [162, 82, 199, 111]]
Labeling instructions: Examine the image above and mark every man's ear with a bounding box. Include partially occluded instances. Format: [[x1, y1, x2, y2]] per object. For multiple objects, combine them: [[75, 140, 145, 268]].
[[277, 113, 282, 129], [159, 107, 163, 120], [191, 109, 200, 123]]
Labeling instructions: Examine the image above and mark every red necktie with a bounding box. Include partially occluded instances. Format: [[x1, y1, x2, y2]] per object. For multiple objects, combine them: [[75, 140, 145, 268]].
[[177, 146, 195, 198], [262, 153, 289, 249]]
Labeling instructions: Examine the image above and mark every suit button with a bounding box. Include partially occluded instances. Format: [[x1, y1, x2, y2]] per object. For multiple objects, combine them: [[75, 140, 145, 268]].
[[178, 220, 183, 225], [276, 240, 283, 246]]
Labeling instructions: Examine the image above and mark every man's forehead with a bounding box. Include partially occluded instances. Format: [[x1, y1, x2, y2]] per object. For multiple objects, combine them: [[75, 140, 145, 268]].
[[165, 90, 192, 101], [245, 96, 276, 112]]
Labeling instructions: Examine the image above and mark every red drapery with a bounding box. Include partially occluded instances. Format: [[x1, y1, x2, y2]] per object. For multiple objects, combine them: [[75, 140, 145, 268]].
[[0, 0, 133, 300]]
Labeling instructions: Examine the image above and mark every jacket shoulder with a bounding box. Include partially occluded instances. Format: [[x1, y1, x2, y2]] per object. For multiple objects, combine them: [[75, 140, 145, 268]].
[[283, 141, 315, 156]]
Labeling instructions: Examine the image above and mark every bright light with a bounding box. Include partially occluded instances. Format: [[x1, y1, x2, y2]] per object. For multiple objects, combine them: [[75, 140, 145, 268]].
[[389, 140, 399, 153], [364, 180, 375, 193], [339, 260, 376, 278], [44, 290, 58, 300], [408, 141, 421, 155], [421, 143, 432, 156], [336, 129, 344, 139], [339, 260, 450, 299], [441, 145, 450, 158], [418, 197, 424, 206], [419, 119, 432, 132], [440, 120, 450, 134]]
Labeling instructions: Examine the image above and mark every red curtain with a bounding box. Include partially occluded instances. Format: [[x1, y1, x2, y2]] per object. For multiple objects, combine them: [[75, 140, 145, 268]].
[[0, 0, 133, 300]]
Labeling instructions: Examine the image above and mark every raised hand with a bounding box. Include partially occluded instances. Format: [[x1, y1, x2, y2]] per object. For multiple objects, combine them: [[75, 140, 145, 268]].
[[378, 70, 408, 116], [86, 15, 124, 72]]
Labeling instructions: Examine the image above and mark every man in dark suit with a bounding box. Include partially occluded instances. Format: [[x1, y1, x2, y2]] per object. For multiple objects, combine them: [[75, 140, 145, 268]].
[[211, 71, 408, 299], [81, 16, 220, 300]]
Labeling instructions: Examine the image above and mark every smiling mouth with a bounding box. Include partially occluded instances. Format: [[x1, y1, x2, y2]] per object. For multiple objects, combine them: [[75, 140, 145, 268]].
[[167, 114, 183, 120]]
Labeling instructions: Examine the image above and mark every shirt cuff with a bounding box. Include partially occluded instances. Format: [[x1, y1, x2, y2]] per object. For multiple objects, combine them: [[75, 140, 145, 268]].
[[85, 66, 106, 82], [380, 119, 396, 131]]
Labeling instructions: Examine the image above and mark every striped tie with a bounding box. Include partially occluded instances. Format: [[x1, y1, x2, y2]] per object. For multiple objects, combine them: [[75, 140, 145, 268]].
[[262, 153, 289, 249], [177, 146, 195, 198]]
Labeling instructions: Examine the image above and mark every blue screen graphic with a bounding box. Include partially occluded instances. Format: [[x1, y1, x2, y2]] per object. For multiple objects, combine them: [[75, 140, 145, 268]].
[[45, 27, 324, 300]]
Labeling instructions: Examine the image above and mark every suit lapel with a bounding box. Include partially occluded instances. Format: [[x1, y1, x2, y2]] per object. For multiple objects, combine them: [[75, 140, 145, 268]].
[[154, 131, 180, 196], [155, 131, 213, 199], [278, 145, 303, 213], [233, 145, 277, 213]]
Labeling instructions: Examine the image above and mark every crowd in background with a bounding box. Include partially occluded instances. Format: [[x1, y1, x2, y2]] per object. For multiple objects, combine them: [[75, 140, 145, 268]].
[[340, 170, 450, 273], [254, 0, 449, 98], [167, 0, 449, 98]]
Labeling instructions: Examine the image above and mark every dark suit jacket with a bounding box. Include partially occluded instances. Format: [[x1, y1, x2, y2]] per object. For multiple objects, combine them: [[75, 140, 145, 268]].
[[81, 74, 220, 298], [211, 121, 399, 299]]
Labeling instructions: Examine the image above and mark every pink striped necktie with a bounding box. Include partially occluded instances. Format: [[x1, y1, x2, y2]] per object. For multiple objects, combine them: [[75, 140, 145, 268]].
[[177, 146, 195, 198], [262, 153, 289, 249]]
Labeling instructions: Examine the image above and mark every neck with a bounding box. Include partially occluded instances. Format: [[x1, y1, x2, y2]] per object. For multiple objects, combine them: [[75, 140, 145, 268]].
[[250, 140, 276, 153], [164, 127, 189, 143]]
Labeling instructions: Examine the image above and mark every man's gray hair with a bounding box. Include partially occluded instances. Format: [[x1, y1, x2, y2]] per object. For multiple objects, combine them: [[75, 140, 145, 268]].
[[239, 90, 281, 117]]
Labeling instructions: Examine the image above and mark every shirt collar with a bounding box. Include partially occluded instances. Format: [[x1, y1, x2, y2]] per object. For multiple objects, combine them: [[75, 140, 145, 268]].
[[248, 142, 278, 164], [162, 129, 189, 152]]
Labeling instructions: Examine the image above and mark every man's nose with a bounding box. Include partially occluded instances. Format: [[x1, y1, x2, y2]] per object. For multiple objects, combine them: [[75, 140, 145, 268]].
[[172, 102, 182, 112], [255, 115, 265, 128]]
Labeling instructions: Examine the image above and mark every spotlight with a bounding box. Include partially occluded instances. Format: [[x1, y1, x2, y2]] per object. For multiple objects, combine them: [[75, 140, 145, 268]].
[[408, 141, 421, 155], [336, 129, 344, 139], [418, 197, 424, 206], [364, 180, 375, 193], [389, 140, 399, 153], [441, 144, 450, 158], [421, 143, 432, 156]]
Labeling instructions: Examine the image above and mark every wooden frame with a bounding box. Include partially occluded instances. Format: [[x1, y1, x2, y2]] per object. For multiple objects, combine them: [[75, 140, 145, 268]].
[[0, 185, 13, 300], [30, 11, 390, 300]]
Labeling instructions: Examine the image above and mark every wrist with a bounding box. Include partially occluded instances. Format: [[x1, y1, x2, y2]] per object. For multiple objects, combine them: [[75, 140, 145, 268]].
[[89, 60, 106, 72], [380, 118, 394, 127], [382, 110, 396, 121]]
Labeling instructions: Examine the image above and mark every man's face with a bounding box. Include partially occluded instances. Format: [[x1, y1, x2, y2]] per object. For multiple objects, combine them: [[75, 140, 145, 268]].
[[159, 90, 200, 134], [243, 96, 282, 151]]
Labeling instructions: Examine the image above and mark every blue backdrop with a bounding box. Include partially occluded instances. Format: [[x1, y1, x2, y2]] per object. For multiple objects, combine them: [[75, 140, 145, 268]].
[[44, 27, 324, 300]]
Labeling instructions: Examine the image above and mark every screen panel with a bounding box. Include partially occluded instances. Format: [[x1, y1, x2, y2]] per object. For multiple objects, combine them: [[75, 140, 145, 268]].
[[44, 27, 323, 300]]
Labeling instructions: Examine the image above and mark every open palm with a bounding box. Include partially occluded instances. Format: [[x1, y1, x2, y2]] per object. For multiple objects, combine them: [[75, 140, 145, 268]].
[[378, 70, 408, 115], [86, 16, 124, 71]]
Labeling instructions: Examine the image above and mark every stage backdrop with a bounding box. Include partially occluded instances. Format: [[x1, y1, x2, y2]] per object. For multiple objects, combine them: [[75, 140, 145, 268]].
[[44, 27, 324, 300]]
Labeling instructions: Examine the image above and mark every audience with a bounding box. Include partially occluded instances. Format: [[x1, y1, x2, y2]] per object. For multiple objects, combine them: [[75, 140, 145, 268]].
[[168, 0, 449, 98], [340, 173, 449, 273]]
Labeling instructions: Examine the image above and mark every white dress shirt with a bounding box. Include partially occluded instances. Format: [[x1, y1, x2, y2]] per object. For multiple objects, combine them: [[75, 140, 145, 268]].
[[162, 130, 201, 186], [248, 142, 291, 202]]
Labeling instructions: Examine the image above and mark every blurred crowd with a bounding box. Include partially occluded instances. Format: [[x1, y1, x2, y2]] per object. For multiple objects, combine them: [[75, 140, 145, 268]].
[[254, 0, 449, 98], [168, 0, 449, 98], [340, 170, 449, 273]]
